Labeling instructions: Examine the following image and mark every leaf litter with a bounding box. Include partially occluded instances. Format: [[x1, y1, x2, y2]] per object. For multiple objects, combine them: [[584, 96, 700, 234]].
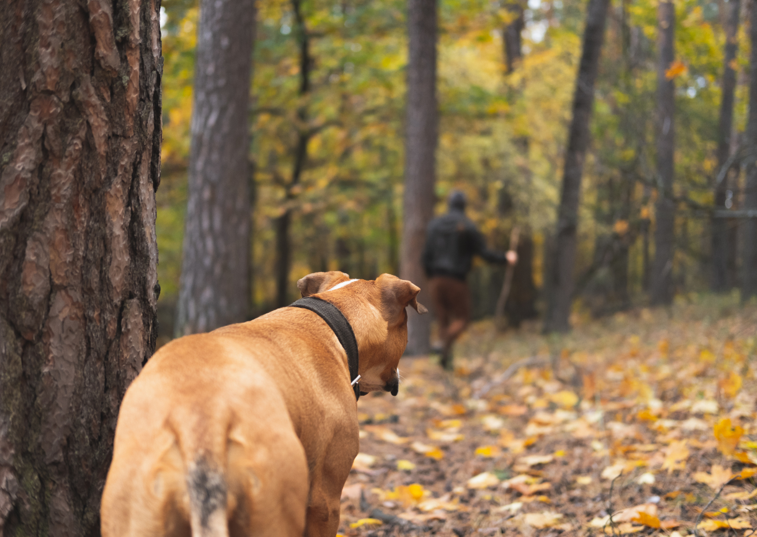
[[339, 301, 757, 535]]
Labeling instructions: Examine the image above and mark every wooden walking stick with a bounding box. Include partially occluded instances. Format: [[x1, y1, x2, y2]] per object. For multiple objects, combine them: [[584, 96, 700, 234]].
[[494, 226, 520, 331]]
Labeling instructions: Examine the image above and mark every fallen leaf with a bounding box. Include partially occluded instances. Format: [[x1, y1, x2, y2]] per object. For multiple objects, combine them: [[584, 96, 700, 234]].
[[495, 501, 523, 513], [697, 517, 752, 531], [637, 472, 656, 485], [550, 390, 578, 409], [426, 428, 464, 443], [714, 418, 744, 457], [351, 453, 376, 470], [524, 511, 563, 529], [662, 441, 689, 474], [695, 465, 735, 490], [396, 459, 415, 471], [410, 441, 444, 460], [467, 471, 501, 489], [474, 445, 500, 458], [517, 454, 554, 467], [364, 425, 409, 445], [613, 503, 657, 523], [632, 511, 660, 529], [499, 404, 528, 416], [725, 488, 757, 501], [350, 518, 382, 528], [692, 399, 719, 414]]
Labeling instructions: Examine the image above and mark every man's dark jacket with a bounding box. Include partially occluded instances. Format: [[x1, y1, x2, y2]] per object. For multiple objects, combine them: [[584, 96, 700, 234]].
[[421, 207, 507, 281]]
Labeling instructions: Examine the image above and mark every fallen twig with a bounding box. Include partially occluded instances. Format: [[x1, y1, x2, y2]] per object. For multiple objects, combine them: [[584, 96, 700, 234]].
[[473, 355, 548, 398], [605, 472, 623, 537], [693, 475, 741, 536]]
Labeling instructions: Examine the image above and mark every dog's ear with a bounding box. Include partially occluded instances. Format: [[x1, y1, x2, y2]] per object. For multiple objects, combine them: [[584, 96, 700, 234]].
[[297, 271, 351, 297], [377, 274, 428, 318]]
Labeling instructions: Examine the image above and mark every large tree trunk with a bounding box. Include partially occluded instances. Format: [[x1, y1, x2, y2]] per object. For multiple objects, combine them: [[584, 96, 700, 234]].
[[712, 0, 741, 292], [742, 0, 757, 302], [0, 0, 161, 532], [401, 0, 438, 355], [275, 0, 311, 308], [175, 0, 255, 335], [543, 0, 610, 333], [650, 0, 676, 305]]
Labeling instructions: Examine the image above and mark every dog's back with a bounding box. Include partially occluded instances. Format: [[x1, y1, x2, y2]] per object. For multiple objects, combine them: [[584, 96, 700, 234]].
[[101, 334, 309, 537]]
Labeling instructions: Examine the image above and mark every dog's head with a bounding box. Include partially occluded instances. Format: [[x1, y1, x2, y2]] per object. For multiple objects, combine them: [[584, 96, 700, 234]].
[[296, 271, 427, 397]]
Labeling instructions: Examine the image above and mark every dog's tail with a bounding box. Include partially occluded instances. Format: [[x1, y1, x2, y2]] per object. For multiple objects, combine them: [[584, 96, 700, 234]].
[[186, 456, 229, 537]]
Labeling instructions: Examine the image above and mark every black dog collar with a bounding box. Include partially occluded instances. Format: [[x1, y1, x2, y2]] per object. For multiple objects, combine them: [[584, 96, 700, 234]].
[[289, 296, 361, 401]]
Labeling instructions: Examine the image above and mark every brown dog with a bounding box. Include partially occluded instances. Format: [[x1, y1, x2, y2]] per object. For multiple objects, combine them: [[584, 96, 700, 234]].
[[101, 272, 426, 537]]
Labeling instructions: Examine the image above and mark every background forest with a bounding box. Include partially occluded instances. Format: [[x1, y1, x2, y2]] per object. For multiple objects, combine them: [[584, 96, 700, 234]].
[[156, 0, 754, 342]]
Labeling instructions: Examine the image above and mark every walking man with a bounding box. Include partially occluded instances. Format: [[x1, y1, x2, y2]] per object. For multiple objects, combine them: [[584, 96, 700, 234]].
[[422, 191, 517, 370]]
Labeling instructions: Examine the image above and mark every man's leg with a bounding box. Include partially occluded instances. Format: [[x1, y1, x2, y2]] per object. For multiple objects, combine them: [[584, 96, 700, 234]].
[[429, 277, 451, 361], [440, 279, 471, 371]]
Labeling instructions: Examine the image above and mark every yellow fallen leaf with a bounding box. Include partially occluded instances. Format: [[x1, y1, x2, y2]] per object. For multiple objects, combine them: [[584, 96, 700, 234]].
[[396, 459, 415, 471], [662, 440, 689, 474], [410, 441, 444, 460], [551, 390, 578, 409], [350, 518, 382, 528], [524, 511, 563, 529], [714, 418, 744, 457], [719, 371, 743, 399], [694, 464, 734, 490], [632, 511, 661, 529], [697, 517, 751, 531], [725, 488, 757, 501], [739, 468, 757, 479], [467, 471, 501, 489], [475, 445, 500, 458], [576, 475, 593, 485]]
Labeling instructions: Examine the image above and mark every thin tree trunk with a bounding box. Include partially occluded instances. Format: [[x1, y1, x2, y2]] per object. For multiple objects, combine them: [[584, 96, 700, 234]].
[[503, 1, 525, 74], [712, 0, 741, 292], [650, 0, 676, 305], [175, 0, 256, 335], [742, 0, 757, 302], [0, 0, 161, 532], [275, 0, 311, 308], [543, 0, 611, 333], [501, 0, 538, 327], [401, 0, 438, 355]]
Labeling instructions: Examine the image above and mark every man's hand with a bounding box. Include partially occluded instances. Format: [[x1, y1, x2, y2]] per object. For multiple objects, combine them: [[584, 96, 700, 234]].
[[506, 250, 518, 265]]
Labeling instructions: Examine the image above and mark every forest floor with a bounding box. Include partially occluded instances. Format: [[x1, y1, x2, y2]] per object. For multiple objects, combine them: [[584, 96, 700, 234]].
[[338, 295, 757, 536]]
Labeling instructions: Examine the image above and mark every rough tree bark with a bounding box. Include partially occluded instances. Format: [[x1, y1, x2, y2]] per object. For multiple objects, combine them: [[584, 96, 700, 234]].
[[0, 0, 161, 533], [712, 0, 740, 292], [174, 0, 256, 335], [274, 0, 311, 308], [742, 0, 757, 302], [402, 0, 438, 355], [543, 0, 611, 333], [650, 0, 676, 305]]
